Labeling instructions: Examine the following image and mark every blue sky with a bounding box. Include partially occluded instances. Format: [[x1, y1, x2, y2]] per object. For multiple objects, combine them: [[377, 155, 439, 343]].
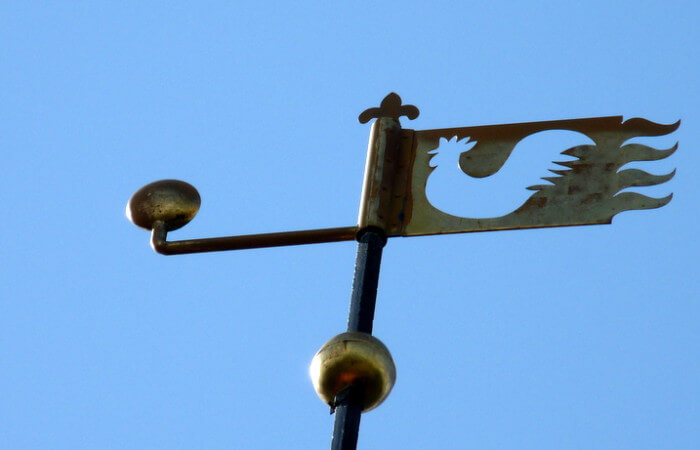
[[2, 2, 698, 449]]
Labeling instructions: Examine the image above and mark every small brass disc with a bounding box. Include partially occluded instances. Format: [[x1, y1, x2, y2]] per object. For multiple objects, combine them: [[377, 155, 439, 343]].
[[126, 179, 200, 231], [309, 332, 396, 412]]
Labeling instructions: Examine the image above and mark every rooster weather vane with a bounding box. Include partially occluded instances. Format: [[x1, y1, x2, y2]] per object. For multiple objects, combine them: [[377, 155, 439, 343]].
[[127, 93, 678, 450], [384, 108, 678, 236]]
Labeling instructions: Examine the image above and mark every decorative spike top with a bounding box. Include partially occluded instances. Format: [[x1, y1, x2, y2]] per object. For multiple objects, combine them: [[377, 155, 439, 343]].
[[358, 92, 420, 124]]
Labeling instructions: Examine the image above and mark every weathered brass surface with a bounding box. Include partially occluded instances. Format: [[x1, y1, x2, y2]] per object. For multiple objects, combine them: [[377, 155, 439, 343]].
[[127, 94, 679, 254], [379, 116, 678, 237], [126, 179, 200, 231], [358, 92, 419, 124], [127, 180, 357, 254], [357, 117, 403, 231], [310, 332, 396, 412], [124, 93, 680, 450], [149, 222, 357, 255], [357, 93, 419, 233]]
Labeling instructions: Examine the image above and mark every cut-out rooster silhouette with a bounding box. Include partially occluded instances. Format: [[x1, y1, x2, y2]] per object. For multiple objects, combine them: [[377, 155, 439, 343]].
[[128, 92, 681, 255], [368, 115, 679, 238], [427, 131, 598, 218]]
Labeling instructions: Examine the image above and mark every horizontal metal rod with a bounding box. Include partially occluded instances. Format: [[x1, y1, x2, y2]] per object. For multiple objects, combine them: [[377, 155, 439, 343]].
[[150, 222, 358, 255]]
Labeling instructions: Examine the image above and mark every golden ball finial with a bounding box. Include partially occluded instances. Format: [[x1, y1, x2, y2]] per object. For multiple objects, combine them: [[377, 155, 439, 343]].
[[309, 332, 396, 412], [126, 179, 201, 231]]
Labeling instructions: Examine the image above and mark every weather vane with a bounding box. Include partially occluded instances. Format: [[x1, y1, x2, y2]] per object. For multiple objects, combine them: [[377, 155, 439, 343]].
[[126, 93, 678, 449]]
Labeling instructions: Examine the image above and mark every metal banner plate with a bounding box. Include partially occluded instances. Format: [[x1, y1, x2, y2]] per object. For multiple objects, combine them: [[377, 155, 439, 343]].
[[381, 116, 678, 237]]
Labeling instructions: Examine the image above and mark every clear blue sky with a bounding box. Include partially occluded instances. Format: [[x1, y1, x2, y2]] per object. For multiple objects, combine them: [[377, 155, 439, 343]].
[[2, 2, 698, 449]]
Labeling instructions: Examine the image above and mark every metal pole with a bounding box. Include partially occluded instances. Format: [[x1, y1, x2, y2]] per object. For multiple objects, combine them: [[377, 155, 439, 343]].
[[331, 228, 386, 450], [329, 94, 412, 449]]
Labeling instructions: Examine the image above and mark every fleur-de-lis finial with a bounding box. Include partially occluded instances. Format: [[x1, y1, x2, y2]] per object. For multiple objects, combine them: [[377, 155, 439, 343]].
[[358, 92, 420, 124]]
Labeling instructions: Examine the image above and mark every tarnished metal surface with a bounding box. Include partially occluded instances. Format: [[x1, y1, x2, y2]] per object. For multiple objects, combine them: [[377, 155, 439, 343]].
[[357, 117, 403, 230], [377, 116, 678, 237], [358, 92, 419, 124], [149, 222, 358, 255], [127, 182, 356, 255], [126, 179, 201, 231], [310, 332, 396, 413], [125, 93, 680, 450], [357, 93, 420, 233], [127, 93, 679, 255]]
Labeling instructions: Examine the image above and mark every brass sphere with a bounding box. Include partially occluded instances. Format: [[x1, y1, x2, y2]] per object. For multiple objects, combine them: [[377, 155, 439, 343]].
[[126, 179, 201, 231], [309, 332, 396, 412]]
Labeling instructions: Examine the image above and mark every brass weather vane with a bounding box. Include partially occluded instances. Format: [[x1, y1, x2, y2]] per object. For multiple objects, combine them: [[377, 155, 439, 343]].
[[126, 93, 678, 449]]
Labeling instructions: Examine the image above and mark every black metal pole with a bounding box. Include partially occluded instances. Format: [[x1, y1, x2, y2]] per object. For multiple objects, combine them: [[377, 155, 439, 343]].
[[330, 228, 386, 450]]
